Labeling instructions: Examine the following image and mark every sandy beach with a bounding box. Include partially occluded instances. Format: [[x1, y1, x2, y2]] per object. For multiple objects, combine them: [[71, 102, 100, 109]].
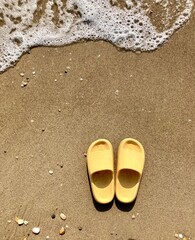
[[0, 10, 195, 240]]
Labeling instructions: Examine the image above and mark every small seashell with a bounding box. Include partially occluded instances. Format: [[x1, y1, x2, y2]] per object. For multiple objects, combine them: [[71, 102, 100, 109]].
[[20, 73, 24, 77], [60, 213, 66, 220], [32, 227, 40, 234], [59, 227, 65, 235], [178, 233, 183, 239], [49, 170, 53, 175]]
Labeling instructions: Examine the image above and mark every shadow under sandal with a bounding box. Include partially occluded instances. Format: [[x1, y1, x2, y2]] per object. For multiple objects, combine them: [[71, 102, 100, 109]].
[[87, 139, 114, 204], [116, 138, 145, 204]]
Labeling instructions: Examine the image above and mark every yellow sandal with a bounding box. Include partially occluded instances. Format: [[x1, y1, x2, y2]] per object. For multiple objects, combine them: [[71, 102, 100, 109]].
[[87, 139, 114, 204], [116, 138, 145, 203]]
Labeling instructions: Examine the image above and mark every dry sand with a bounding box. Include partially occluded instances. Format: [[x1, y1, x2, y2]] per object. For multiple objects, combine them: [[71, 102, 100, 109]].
[[0, 12, 195, 240]]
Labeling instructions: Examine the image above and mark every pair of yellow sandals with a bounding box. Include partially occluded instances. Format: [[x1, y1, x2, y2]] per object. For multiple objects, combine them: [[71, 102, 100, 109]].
[[87, 138, 145, 204]]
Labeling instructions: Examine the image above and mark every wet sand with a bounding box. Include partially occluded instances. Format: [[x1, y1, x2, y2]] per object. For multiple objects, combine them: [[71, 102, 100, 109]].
[[0, 13, 195, 240]]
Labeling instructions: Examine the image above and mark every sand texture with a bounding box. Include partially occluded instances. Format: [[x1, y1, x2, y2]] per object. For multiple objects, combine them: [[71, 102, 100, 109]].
[[0, 12, 195, 240]]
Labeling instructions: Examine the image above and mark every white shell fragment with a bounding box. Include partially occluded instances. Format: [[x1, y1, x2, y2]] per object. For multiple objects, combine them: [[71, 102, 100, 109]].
[[60, 213, 66, 220], [32, 227, 40, 234], [49, 170, 53, 175]]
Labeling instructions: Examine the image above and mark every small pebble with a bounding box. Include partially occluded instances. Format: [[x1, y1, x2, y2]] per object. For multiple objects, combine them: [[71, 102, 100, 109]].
[[58, 109, 61, 112], [46, 236, 50, 239], [175, 234, 179, 238], [65, 224, 69, 228], [32, 227, 40, 235], [32, 71, 36, 75], [49, 170, 53, 175], [59, 227, 65, 235], [78, 226, 82, 231], [17, 219, 24, 225], [80, 77, 83, 81], [131, 214, 136, 219], [54, 79, 57, 82], [51, 213, 56, 219], [24, 220, 29, 225], [60, 213, 66, 220], [15, 156, 19, 159], [7, 220, 11, 223], [20, 73, 24, 77], [83, 153, 87, 157]]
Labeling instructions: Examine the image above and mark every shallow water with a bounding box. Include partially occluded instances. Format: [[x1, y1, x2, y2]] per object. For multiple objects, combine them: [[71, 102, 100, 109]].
[[0, 0, 193, 72]]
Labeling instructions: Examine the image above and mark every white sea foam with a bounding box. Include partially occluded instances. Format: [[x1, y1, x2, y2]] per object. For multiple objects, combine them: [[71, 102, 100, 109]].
[[0, 0, 193, 72]]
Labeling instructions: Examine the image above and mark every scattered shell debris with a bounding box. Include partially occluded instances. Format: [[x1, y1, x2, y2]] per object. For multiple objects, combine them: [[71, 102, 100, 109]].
[[21, 81, 28, 87], [60, 213, 66, 220], [49, 170, 53, 175], [59, 227, 66, 235], [175, 233, 190, 240], [32, 227, 40, 235]]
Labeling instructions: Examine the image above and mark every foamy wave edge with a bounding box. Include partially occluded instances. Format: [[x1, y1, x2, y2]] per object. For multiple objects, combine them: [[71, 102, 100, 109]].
[[0, 0, 193, 73]]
